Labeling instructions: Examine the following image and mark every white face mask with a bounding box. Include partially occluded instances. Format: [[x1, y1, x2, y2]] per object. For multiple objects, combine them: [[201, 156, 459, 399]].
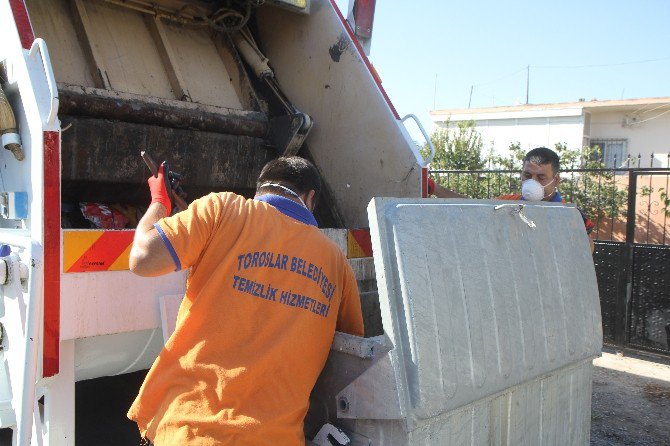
[[521, 178, 555, 201], [259, 182, 308, 209]]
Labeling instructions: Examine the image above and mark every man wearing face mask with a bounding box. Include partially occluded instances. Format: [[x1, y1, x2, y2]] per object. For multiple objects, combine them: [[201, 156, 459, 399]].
[[428, 147, 594, 245], [498, 147, 595, 242], [127, 156, 364, 445]]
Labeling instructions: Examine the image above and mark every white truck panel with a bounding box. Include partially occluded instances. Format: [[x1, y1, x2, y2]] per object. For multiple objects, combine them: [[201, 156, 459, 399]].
[[0, 2, 61, 443], [60, 270, 187, 340]]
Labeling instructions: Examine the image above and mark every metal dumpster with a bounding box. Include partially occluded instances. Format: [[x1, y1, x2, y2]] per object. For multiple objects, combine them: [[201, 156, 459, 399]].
[[310, 198, 602, 445]]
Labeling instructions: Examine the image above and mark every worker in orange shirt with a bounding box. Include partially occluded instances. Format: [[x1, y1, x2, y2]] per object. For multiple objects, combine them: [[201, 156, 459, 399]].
[[127, 156, 364, 445]]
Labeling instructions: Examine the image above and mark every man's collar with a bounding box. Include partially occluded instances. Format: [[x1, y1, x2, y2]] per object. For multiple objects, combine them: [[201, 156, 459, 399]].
[[254, 194, 318, 227], [548, 190, 563, 202]]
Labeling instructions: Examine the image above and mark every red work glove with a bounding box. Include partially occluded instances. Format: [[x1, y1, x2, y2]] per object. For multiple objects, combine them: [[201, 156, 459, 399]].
[[148, 163, 172, 215]]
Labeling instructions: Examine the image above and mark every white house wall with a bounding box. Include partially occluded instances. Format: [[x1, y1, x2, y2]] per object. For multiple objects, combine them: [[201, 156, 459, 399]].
[[589, 110, 670, 167], [435, 105, 670, 167], [441, 115, 585, 158]]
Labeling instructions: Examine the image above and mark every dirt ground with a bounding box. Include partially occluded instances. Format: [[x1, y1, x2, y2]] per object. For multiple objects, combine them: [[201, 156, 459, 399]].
[[591, 348, 670, 446]]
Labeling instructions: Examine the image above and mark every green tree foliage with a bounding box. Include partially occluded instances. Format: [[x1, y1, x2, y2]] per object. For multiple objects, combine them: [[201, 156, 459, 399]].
[[422, 120, 486, 170], [660, 189, 670, 218], [552, 143, 627, 220], [485, 142, 526, 196], [422, 121, 489, 197]]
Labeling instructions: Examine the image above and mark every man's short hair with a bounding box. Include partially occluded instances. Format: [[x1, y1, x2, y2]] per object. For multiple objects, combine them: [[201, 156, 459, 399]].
[[257, 156, 321, 201], [523, 147, 560, 174]]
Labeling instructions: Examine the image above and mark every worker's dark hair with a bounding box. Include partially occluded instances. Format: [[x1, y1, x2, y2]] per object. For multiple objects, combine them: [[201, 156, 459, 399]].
[[256, 156, 321, 201], [523, 147, 560, 174]]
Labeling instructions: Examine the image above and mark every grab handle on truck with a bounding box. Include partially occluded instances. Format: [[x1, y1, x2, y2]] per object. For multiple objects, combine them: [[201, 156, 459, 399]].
[[401, 114, 435, 166], [28, 39, 59, 126]]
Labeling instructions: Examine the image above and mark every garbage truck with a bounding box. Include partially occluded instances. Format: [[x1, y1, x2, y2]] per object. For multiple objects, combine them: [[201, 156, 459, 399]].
[[0, 0, 602, 444]]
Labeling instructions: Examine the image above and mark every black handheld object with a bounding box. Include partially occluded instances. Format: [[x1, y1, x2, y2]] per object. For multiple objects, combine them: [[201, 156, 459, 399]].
[[140, 151, 160, 177], [140, 151, 188, 211]]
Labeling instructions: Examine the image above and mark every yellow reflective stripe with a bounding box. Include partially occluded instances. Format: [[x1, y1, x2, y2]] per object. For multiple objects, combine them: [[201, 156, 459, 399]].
[[63, 230, 104, 272], [109, 243, 133, 271]]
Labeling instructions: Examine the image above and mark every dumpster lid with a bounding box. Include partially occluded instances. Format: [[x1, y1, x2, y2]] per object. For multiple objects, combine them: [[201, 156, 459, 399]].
[[367, 198, 602, 421]]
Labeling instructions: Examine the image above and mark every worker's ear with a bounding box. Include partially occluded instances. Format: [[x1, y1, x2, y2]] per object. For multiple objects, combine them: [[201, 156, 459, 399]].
[[303, 190, 316, 212]]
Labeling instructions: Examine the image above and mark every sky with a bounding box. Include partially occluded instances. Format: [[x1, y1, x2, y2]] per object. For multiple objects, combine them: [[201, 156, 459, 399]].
[[333, 0, 670, 137]]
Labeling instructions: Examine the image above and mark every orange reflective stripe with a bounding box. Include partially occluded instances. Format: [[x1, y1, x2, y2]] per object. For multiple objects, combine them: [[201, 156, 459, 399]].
[[64, 230, 135, 272]]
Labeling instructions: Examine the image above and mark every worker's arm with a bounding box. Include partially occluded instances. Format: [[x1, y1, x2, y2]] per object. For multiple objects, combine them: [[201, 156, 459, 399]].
[[129, 203, 176, 277], [428, 178, 465, 199], [577, 208, 596, 253], [130, 164, 177, 277], [432, 182, 466, 198]]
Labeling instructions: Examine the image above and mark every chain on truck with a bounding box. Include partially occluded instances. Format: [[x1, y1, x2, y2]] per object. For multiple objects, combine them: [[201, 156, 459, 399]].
[[0, 1, 602, 445]]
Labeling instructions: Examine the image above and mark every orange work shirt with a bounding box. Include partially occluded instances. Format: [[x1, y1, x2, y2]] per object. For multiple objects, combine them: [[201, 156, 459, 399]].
[[127, 192, 364, 445]]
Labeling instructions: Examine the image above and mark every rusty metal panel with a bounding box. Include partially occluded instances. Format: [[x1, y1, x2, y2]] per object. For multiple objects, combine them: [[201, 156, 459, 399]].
[[60, 116, 273, 202], [58, 84, 268, 137]]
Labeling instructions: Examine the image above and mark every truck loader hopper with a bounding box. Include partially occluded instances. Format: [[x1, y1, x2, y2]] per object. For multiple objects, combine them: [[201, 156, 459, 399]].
[[308, 198, 603, 445]]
